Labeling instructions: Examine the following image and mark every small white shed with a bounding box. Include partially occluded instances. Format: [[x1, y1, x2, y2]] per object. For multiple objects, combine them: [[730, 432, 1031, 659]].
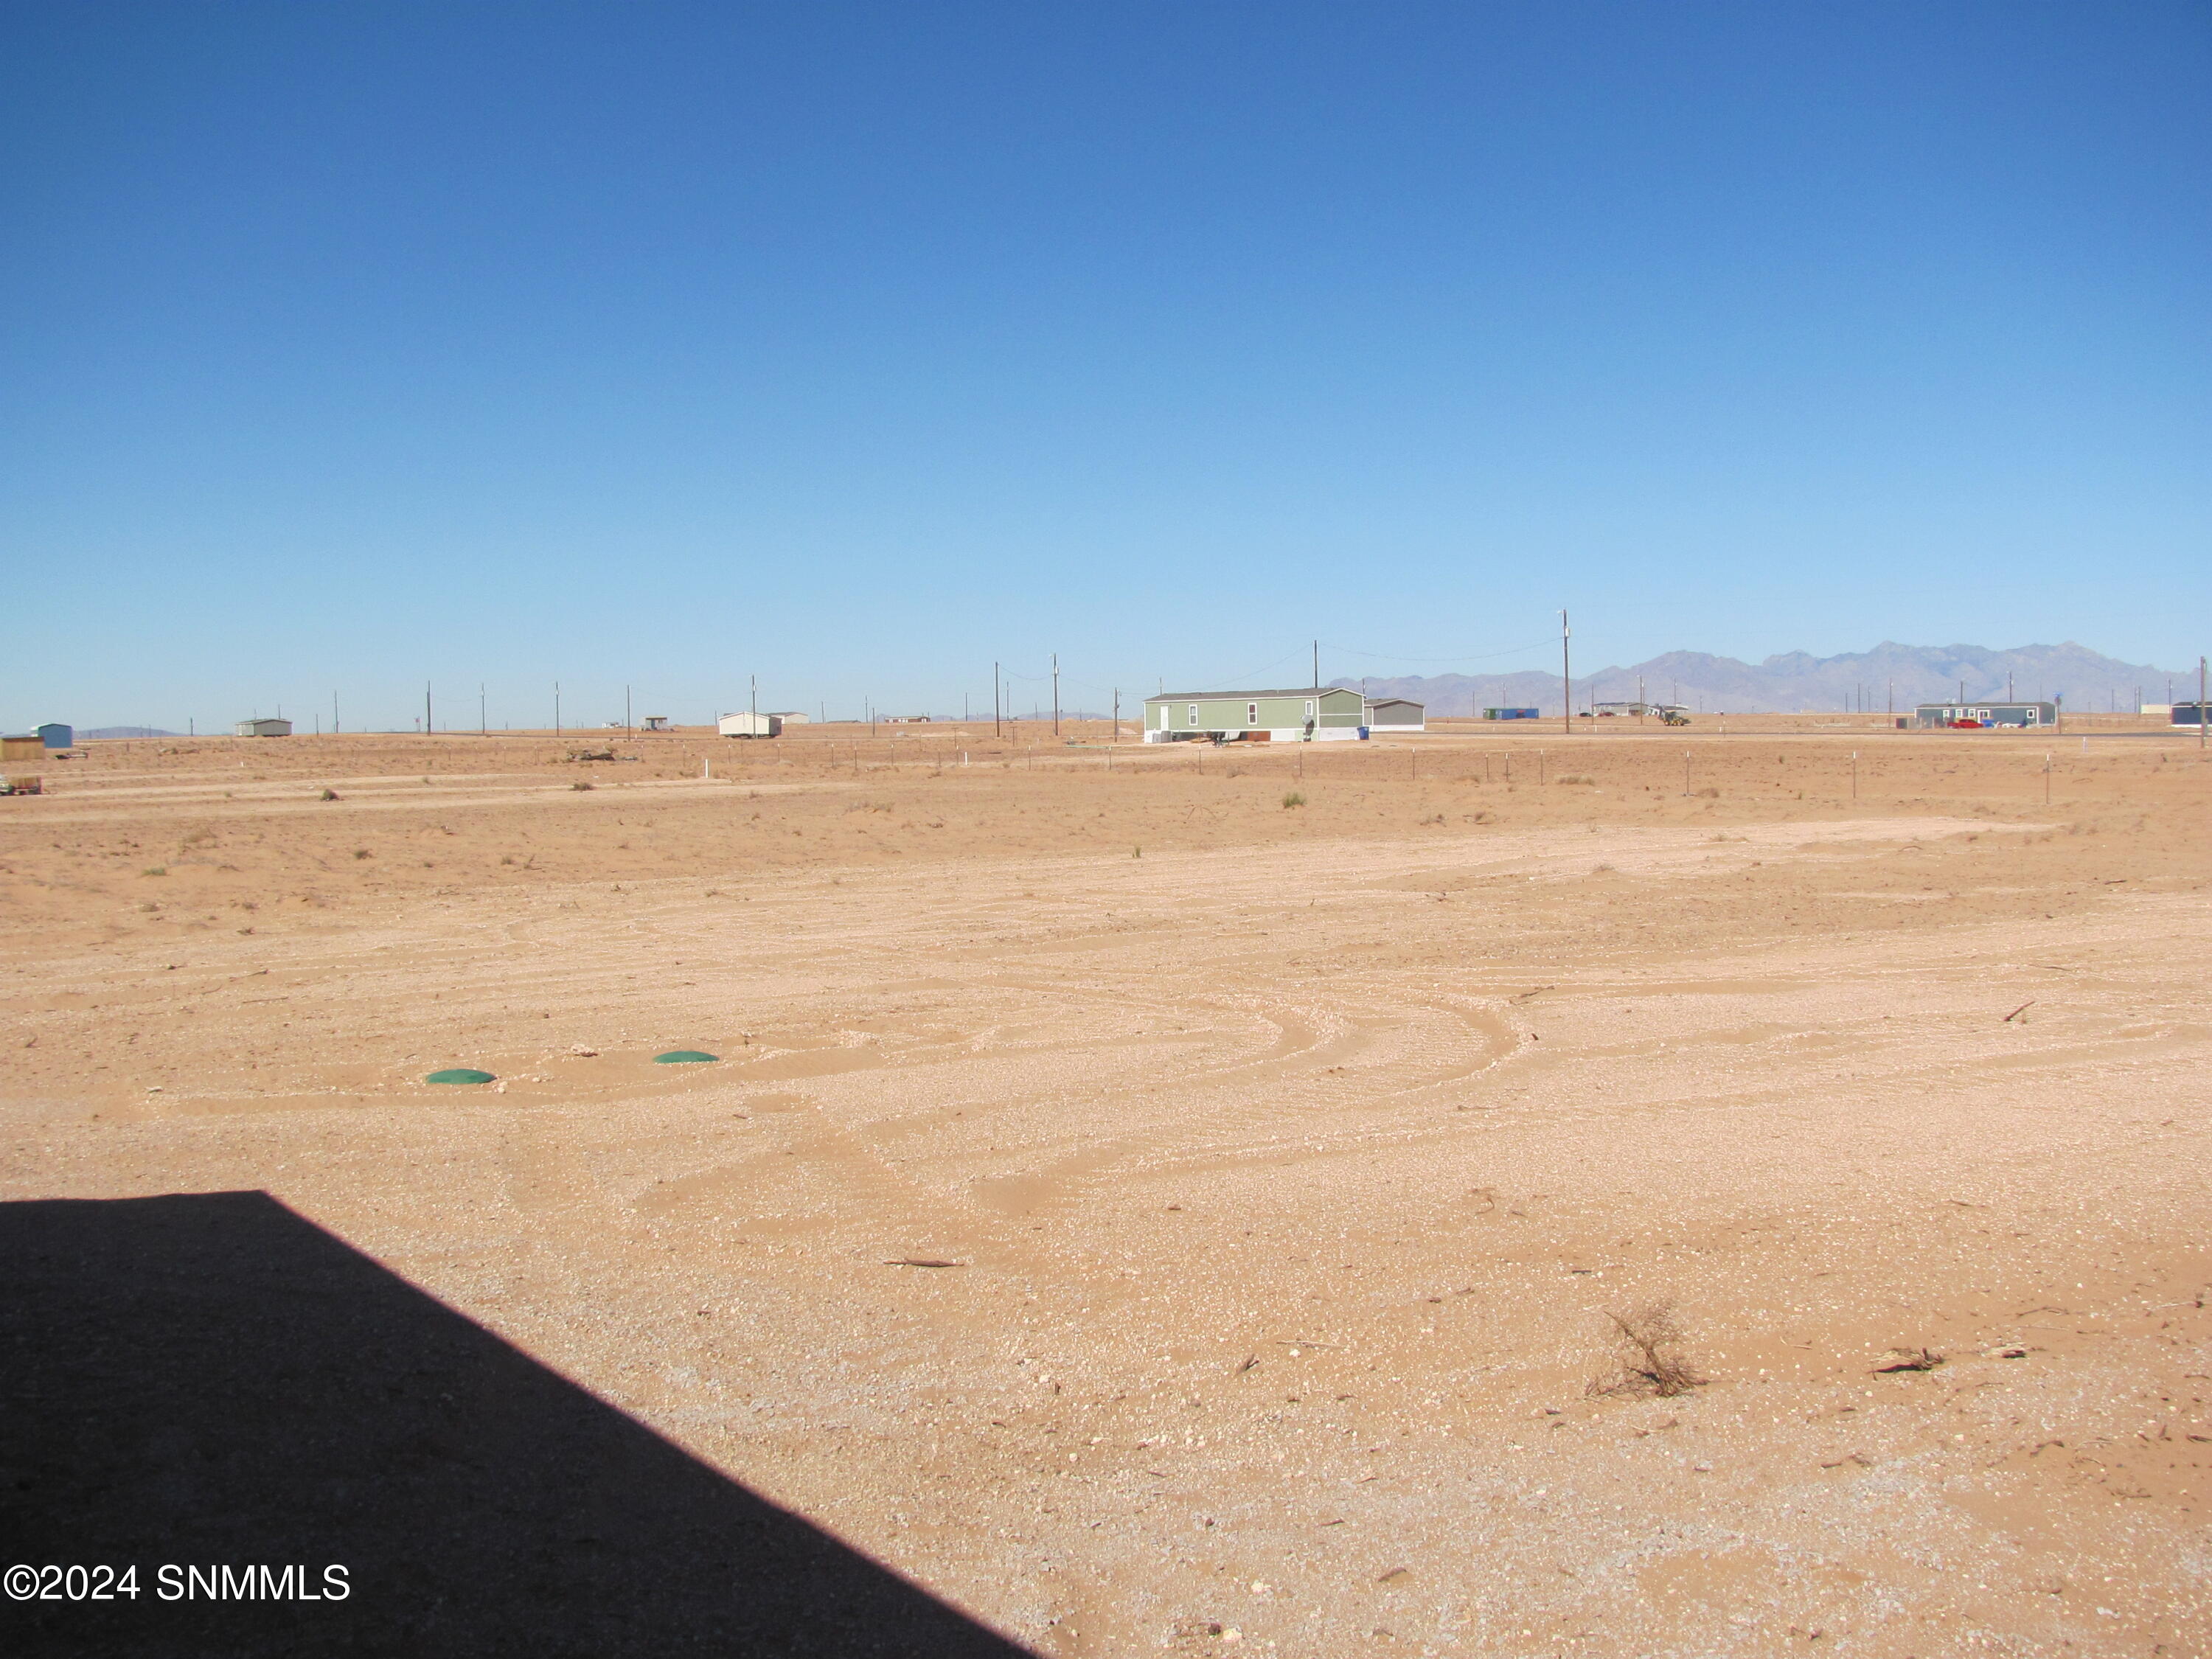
[[717, 712, 782, 739], [234, 717, 293, 737]]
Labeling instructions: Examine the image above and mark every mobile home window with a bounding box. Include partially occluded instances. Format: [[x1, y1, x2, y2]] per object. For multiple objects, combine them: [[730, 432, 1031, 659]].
[[1247, 703, 1258, 726], [1187, 704, 1198, 727], [1305, 700, 1315, 718]]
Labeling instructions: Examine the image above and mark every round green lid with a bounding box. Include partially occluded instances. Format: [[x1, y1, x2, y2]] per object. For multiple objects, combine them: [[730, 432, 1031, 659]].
[[653, 1049, 720, 1064], [425, 1068, 496, 1085]]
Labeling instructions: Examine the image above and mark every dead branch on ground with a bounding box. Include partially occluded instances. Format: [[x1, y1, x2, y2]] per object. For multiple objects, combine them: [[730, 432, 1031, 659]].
[[1587, 1301, 1706, 1399]]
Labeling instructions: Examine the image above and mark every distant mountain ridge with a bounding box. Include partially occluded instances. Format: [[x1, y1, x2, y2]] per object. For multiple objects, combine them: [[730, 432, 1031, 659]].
[[1330, 642, 2191, 717]]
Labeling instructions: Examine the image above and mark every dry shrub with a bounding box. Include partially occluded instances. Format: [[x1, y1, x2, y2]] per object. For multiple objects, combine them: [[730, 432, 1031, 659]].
[[1281, 790, 1306, 808], [1589, 1301, 1705, 1399]]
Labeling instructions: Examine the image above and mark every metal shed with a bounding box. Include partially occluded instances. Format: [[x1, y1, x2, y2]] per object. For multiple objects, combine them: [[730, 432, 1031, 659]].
[[234, 717, 293, 737], [1143, 687, 1368, 742], [35, 723, 72, 750], [1364, 698, 1426, 731]]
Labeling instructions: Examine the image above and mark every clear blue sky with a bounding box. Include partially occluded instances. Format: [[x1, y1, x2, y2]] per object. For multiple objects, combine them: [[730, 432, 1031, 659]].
[[4, 1, 2207, 729]]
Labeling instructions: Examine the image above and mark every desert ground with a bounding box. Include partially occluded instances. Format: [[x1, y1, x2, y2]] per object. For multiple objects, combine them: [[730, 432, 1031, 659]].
[[4, 714, 2208, 1655]]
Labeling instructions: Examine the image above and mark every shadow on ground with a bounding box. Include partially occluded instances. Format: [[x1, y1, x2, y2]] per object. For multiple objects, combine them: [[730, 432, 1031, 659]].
[[0, 1191, 1032, 1657]]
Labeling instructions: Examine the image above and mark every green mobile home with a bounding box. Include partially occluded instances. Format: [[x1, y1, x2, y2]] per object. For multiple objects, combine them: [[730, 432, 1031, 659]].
[[1143, 686, 1368, 742]]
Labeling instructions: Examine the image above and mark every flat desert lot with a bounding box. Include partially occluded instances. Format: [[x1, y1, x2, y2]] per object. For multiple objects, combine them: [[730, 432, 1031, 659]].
[[5, 720, 2209, 1656]]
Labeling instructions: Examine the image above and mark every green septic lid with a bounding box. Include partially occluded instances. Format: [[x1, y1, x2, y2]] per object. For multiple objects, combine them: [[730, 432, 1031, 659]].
[[425, 1068, 496, 1085], [653, 1049, 720, 1064]]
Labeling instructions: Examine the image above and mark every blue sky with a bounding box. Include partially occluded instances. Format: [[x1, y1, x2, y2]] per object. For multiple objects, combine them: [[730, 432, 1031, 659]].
[[4, 1, 2207, 729]]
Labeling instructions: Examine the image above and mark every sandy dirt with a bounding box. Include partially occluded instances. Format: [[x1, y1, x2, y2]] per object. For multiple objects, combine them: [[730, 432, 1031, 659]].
[[5, 717, 2209, 1655]]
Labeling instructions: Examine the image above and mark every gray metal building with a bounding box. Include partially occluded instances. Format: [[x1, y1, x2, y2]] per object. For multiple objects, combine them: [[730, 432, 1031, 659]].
[[1364, 698, 1426, 731]]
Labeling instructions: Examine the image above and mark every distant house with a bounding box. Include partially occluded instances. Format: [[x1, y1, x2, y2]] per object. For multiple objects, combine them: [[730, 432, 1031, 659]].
[[1587, 701, 1683, 719], [1364, 698, 1425, 731], [1144, 687, 1367, 742], [765, 712, 810, 725], [1911, 701, 2056, 729], [234, 717, 292, 737], [641, 716, 670, 731]]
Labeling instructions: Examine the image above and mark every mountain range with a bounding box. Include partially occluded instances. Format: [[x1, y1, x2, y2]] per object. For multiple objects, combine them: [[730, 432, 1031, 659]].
[[1329, 642, 2197, 717]]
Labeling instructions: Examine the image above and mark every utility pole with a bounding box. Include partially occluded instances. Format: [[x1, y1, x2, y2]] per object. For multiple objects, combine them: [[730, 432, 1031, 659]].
[[1312, 640, 1319, 692], [554, 682, 561, 737], [480, 683, 487, 736], [425, 681, 432, 736], [993, 662, 1001, 739], [625, 684, 632, 735], [1052, 653, 1060, 737], [333, 691, 339, 734], [751, 674, 757, 724], [1113, 688, 1119, 741], [1560, 609, 1573, 734]]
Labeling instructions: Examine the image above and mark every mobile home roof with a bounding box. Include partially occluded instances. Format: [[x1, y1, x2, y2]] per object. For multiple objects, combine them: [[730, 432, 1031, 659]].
[[1146, 687, 1362, 702]]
